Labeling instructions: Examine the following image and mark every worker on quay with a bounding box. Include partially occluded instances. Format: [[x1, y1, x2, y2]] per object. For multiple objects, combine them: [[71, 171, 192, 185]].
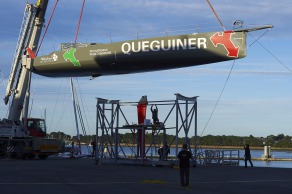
[[177, 144, 193, 188], [244, 144, 253, 168], [91, 140, 96, 159]]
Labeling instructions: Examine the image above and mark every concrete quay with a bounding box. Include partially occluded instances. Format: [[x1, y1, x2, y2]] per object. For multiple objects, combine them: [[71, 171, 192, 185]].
[[0, 157, 292, 194]]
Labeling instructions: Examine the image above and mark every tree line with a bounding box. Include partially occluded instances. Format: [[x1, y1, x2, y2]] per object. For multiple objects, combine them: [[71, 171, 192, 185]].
[[48, 132, 292, 148]]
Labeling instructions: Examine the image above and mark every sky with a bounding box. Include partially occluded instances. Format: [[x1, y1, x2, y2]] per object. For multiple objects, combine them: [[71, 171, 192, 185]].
[[0, 0, 292, 137]]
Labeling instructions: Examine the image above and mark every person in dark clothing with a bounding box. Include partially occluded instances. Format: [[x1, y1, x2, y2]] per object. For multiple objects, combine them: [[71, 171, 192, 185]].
[[163, 143, 170, 160], [70, 141, 75, 158], [158, 146, 163, 160], [91, 140, 96, 159], [151, 105, 159, 124], [177, 144, 193, 188], [244, 144, 253, 168]]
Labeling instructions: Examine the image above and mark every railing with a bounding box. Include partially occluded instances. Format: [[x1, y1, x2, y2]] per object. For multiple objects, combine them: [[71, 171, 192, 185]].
[[96, 22, 260, 44], [202, 149, 240, 166], [100, 24, 224, 43]]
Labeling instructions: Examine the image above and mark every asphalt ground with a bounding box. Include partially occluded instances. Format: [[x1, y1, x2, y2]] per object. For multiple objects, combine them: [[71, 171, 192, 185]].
[[0, 158, 292, 194]]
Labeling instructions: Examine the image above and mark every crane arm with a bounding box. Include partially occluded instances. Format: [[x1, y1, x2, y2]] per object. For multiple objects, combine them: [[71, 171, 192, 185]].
[[5, 0, 48, 122]]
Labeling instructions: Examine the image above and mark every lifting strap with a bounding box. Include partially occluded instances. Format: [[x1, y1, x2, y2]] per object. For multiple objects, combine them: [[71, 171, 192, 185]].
[[206, 0, 226, 31], [74, 0, 86, 43], [36, 0, 59, 55]]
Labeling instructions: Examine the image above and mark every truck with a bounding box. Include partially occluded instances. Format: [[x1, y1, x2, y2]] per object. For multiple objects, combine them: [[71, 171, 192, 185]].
[[0, 0, 64, 159]]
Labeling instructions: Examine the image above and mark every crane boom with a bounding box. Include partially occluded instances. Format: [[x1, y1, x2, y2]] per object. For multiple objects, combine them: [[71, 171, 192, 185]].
[[5, 0, 48, 122], [4, 4, 36, 105]]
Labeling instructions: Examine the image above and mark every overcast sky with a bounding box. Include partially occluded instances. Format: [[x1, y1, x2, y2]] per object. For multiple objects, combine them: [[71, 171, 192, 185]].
[[0, 0, 291, 137]]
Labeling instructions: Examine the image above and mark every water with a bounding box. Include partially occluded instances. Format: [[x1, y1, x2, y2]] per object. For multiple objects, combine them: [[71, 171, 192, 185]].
[[240, 160, 292, 168], [197, 148, 292, 168], [239, 149, 292, 168], [78, 145, 292, 168]]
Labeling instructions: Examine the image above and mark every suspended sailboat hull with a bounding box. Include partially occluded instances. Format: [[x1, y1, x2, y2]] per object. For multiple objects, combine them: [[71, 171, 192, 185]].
[[30, 27, 270, 78]]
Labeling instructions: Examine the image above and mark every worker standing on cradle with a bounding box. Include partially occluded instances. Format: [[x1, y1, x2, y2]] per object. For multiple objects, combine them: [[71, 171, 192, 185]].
[[151, 105, 159, 124]]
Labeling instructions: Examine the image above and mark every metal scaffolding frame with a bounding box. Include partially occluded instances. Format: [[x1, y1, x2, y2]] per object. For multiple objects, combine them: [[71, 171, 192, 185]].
[[94, 93, 198, 166]]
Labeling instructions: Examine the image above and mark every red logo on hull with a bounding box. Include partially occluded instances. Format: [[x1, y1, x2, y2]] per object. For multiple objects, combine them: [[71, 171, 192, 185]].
[[210, 31, 239, 58]]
